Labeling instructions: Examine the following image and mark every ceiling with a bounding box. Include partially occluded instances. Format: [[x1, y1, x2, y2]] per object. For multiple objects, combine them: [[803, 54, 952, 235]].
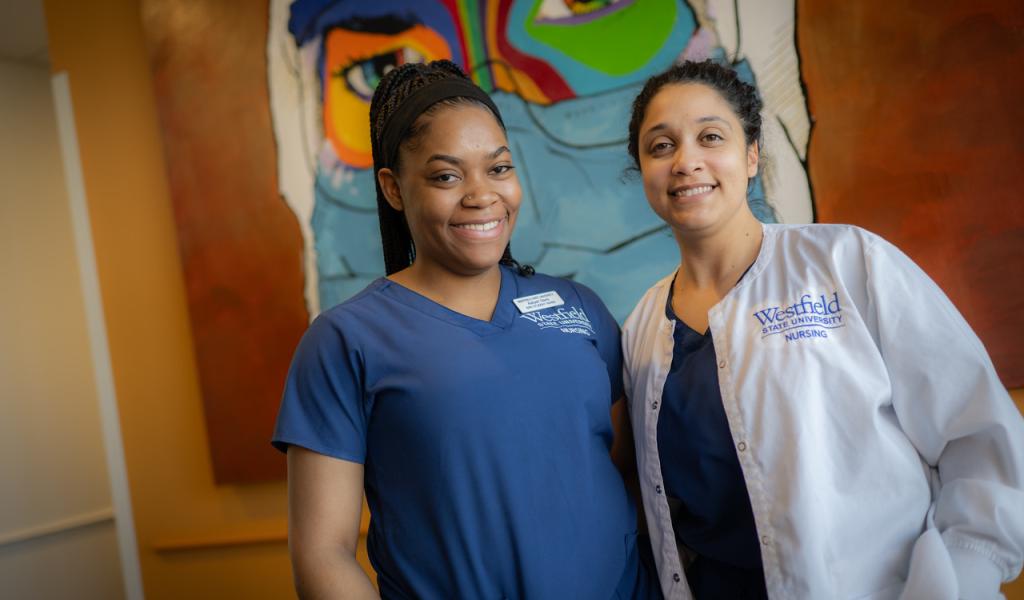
[[0, 0, 49, 65]]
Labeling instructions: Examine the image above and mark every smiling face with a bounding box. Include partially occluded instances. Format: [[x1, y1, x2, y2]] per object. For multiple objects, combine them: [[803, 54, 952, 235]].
[[638, 83, 759, 237], [378, 103, 521, 278]]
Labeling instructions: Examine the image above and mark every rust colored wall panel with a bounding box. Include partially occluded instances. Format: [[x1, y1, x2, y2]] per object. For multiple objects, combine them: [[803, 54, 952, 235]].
[[800, 0, 1024, 386], [142, 1, 307, 482]]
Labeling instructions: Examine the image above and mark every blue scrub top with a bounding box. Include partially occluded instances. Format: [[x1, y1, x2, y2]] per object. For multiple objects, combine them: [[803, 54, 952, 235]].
[[273, 265, 654, 599], [657, 284, 767, 599]]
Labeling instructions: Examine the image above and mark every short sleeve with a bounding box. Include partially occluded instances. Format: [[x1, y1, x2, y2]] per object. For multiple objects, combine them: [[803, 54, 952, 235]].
[[271, 313, 368, 463], [573, 282, 625, 401]]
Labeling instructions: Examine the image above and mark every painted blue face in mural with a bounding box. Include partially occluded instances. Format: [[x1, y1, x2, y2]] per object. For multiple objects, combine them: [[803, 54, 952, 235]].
[[267, 0, 813, 320]]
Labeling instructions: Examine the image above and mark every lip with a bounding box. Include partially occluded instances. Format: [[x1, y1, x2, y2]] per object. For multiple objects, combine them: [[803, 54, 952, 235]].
[[668, 183, 717, 199], [449, 214, 509, 240]]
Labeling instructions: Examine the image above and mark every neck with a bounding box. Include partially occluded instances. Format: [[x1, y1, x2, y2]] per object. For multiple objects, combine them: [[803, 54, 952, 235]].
[[389, 259, 503, 320], [673, 209, 763, 296]]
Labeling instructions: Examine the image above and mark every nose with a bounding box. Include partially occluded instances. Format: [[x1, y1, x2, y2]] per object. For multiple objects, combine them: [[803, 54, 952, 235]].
[[671, 143, 702, 176], [461, 179, 499, 208]]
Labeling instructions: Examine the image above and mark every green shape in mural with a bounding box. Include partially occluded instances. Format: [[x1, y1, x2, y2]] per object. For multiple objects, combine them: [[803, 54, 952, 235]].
[[524, 0, 679, 76]]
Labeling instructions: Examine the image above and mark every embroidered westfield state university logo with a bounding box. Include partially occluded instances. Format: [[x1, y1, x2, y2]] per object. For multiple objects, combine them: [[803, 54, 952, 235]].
[[752, 292, 846, 342], [520, 306, 595, 336]]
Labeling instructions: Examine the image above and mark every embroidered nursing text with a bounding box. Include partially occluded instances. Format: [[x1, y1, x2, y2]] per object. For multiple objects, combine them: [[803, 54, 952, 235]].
[[520, 306, 595, 336], [752, 292, 845, 342]]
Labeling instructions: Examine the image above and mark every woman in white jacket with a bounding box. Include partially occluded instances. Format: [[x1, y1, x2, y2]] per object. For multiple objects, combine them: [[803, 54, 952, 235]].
[[621, 59, 1024, 600]]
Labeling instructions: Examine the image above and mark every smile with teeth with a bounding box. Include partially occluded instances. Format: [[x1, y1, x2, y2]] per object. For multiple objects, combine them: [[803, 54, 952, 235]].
[[673, 185, 715, 197], [452, 216, 504, 231]]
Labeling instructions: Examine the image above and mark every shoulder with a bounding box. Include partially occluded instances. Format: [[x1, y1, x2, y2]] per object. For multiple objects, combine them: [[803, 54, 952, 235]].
[[318, 278, 391, 320], [768, 222, 883, 248], [759, 224, 929, 298], [765, 223, 892, 265], [303, 279, 390, 345], [622, 271, 674, 336]]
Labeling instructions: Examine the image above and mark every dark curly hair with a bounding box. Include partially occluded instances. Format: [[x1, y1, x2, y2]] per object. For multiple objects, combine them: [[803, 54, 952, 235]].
[[369, 60, 532, 276], [627, 59, 763, 171]]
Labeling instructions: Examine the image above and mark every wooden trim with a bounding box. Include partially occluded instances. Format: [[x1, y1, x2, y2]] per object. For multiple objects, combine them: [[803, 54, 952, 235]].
[[0, 507, 114, 548], [152, 522, 369, 553], [152, 529, 288, 552], [52, 71, 144, 600]]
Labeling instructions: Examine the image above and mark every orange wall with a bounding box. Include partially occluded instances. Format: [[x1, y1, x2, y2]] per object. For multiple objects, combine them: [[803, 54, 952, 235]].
[[40, 0, 1024, 597], [42, 1, 294, 598]]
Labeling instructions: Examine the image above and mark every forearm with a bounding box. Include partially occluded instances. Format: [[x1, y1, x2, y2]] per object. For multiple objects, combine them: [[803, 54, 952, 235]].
[[293, 548, 379, 600], [287, 448, 375, 598]]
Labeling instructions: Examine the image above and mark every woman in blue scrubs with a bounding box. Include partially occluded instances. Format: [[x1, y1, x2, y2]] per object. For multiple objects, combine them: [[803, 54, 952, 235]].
[[273, 60, 657, 599], [621, 60, 1024, 600]]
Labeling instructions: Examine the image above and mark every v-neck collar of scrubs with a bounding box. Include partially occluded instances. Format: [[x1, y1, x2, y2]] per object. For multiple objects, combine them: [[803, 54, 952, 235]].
[[376, 265, 519, 336], [666, 255, 759, 337], [666, 280, 711, 338]]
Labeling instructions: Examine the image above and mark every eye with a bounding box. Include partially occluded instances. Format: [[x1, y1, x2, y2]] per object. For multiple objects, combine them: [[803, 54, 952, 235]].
[[491, 164, 515, 176], [648, 140, 673, 156], [701, 132, 724, 144], [334, 47, 425, 102], [431, 173, 460, 184], [535, 0, 625, 23]]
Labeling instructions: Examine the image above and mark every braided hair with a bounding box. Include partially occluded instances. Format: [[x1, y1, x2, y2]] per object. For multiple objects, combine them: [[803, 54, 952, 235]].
[[368, 60, 533, 276]]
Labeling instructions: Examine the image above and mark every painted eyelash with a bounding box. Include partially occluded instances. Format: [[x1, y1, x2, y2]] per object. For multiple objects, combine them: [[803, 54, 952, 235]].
[[328, 50, 390, 78]]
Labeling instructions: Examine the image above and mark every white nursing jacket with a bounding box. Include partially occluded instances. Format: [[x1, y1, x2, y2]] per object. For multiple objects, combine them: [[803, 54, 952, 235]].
[[622, 224, 1024, 599]]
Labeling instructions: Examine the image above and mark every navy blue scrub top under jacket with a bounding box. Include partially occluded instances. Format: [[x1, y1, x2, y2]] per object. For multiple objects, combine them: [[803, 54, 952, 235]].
[[272, 265, 656, 600], [657, 281, 768, 599]]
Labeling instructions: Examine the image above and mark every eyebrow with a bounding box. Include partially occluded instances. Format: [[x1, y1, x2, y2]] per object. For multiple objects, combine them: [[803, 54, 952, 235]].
[[426, 146, 510, 166], [642, 116, 733, 139], [697, 115, 732, 128]]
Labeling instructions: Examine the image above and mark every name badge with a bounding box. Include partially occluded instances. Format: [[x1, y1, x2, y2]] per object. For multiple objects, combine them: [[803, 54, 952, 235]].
[[513, 291, 564, 314]]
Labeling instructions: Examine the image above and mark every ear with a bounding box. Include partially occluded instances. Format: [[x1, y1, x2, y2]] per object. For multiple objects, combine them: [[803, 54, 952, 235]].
[[746, 141, 760, 179], [377, 168, 404, 211]]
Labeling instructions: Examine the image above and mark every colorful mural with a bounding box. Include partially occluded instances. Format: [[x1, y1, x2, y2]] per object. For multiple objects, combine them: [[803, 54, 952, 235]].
[[267, 0, 814, 321]]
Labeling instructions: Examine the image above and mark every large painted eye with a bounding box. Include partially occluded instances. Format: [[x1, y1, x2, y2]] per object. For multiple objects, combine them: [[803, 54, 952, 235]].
[[337, 47, 425, 102], [565, 0, 616, 15], [321, 24, 452, 169], [535, 0, 624, 23]]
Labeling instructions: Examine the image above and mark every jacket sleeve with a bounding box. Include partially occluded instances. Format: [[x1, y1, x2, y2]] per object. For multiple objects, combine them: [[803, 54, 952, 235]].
[[864, 234, 1024, 599]]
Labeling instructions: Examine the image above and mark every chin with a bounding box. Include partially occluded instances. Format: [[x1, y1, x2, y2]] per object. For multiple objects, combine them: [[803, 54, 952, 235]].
[[450, 254, 507, 276], [667, 205, 725, 230]]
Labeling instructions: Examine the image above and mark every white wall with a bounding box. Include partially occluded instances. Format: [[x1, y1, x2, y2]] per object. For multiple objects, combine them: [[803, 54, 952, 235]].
[[0, 58, 125, 600]]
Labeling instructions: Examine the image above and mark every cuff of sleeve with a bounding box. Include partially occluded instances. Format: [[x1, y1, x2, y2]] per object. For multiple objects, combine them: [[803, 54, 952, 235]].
[[948, 545, 1003, 600]]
